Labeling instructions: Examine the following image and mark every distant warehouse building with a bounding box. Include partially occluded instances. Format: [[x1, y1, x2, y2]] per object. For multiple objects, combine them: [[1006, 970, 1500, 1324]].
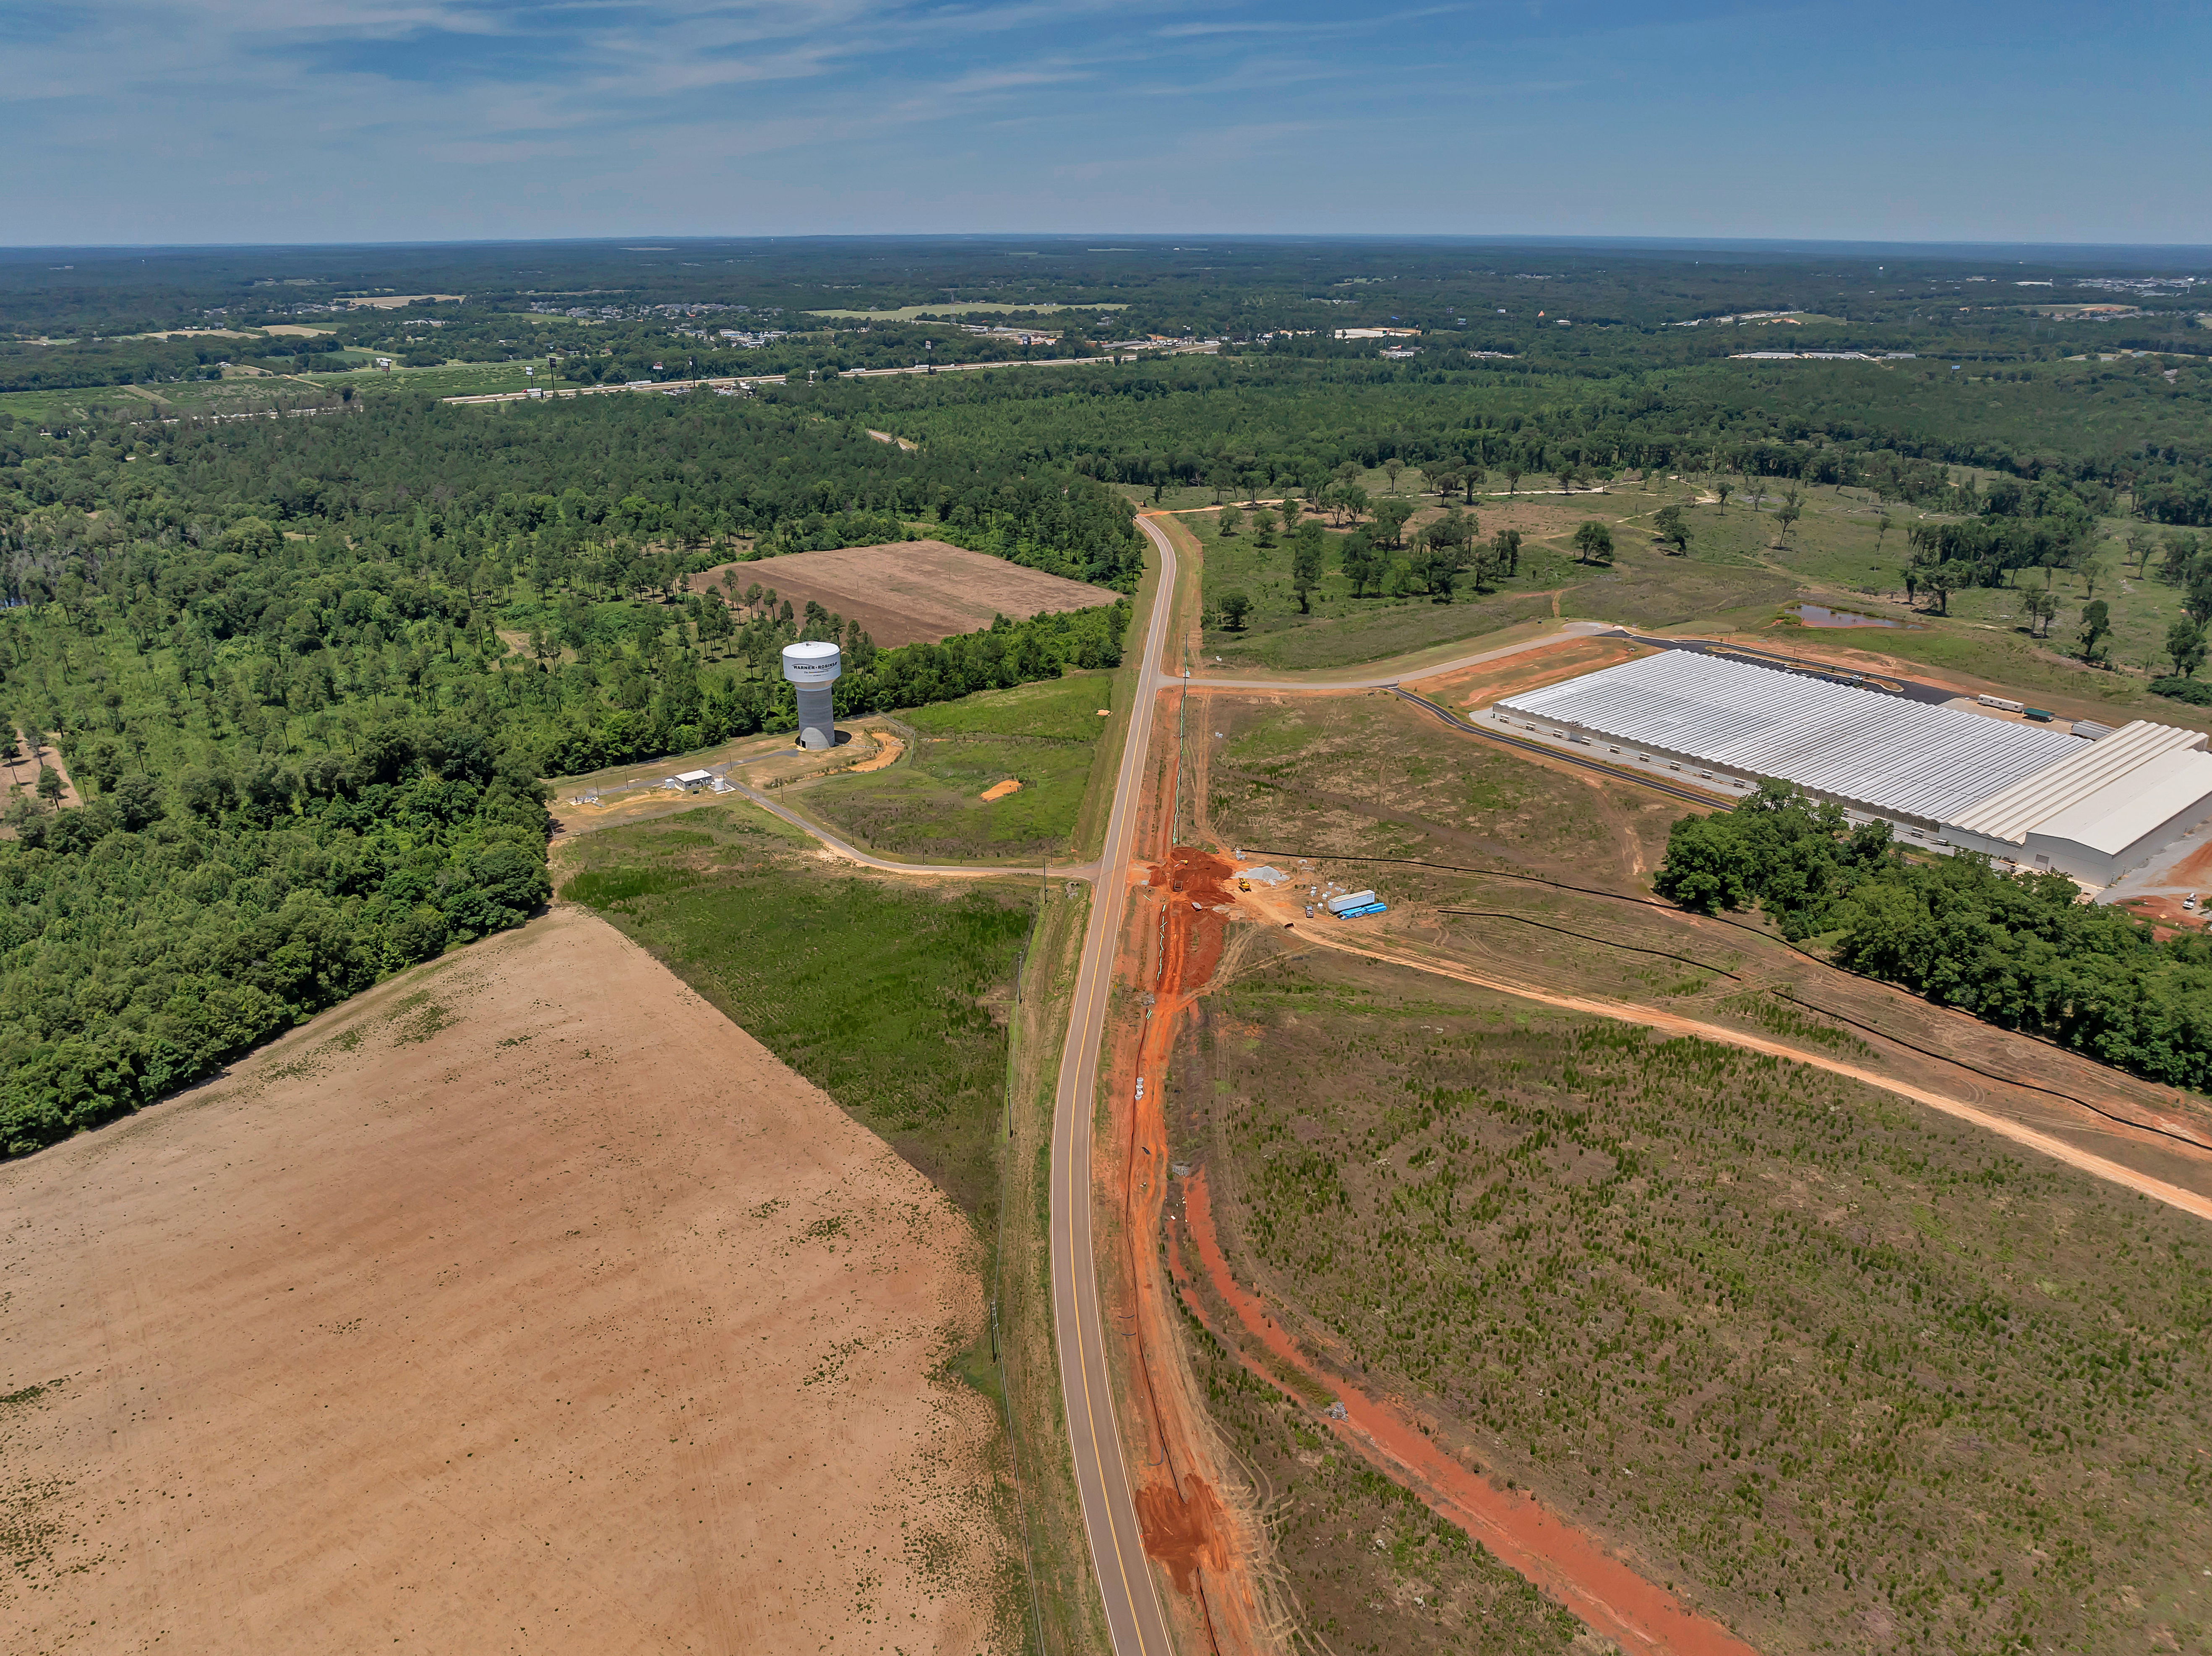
[[1489, 650, 2212, 888]]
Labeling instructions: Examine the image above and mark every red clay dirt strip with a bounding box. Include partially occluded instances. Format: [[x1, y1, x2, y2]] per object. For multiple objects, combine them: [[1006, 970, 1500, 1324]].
[[1176, 1168, 1759, 1656], [1114, 812, 1765, 1655], [1119, 838, 1758, 1656], [1097, 828, 1280, 1655]]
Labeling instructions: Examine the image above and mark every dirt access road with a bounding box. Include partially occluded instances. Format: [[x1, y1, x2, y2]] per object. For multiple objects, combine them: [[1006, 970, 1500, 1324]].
[[1267, 917, 2212, 1225], [0, 907, 1003, 1656]]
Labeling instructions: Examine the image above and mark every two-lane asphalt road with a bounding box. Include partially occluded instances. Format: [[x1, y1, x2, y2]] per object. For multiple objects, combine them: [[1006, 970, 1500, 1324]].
[[1050, 513, 1180, 1656]]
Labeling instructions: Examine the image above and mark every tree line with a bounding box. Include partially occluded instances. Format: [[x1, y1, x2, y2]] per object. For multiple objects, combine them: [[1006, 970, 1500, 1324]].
[[1655, 781, 2212, 1089]]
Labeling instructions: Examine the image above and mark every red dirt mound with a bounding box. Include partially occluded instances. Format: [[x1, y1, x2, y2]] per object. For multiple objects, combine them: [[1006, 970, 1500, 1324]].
[[1135, 1476, 1236, 1597]]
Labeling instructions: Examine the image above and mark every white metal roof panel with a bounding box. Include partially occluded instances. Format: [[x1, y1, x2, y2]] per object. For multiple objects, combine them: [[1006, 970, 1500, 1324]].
[[2026, 750, 2212, 856], [1943, 720, 2208, 843], [1500, 649, 2080, 823]]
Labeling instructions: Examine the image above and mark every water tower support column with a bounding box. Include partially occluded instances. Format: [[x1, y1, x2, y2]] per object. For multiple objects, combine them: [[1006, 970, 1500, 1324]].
[[781, 641, 843, 750]]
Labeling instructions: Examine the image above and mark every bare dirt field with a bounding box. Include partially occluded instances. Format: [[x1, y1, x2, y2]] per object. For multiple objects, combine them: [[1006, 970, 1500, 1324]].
[[686, 541, 1120, 646], [0, 906, 1005, 1656], [1407, 634, 1656, 712], [2, 729, 82, 814]]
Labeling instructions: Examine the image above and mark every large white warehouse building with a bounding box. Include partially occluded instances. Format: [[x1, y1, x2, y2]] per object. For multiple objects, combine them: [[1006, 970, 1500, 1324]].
[[1489, 649, 2212, 887]]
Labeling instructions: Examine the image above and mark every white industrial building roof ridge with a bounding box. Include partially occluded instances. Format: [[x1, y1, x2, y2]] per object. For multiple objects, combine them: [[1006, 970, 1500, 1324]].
[[1497, 648, 2079, 825], [1943, 720, 2208, 844], [2027, 750, 2212, 858]]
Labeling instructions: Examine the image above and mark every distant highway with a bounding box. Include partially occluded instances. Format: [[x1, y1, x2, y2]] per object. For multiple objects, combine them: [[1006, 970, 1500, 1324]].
[[437, 345, 1214, 408], [1049, 515, 1180, 1656]]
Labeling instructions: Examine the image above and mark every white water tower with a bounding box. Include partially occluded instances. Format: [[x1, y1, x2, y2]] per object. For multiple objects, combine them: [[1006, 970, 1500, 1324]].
[[782, 641, 842, 750]]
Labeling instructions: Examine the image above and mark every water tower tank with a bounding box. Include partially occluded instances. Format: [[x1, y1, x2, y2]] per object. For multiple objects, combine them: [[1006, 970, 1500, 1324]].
[[782, 641, 843, 750]]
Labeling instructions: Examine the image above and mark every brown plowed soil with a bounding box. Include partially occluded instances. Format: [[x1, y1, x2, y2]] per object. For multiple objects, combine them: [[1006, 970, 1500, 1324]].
[[0, 906, 1002, 1656], [686, 540, 1121, 646]]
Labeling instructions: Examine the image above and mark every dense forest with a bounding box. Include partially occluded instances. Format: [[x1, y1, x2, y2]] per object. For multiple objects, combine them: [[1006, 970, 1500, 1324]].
[[0, 391, 1136, 1156], [1655, 782, 2212, 1087]]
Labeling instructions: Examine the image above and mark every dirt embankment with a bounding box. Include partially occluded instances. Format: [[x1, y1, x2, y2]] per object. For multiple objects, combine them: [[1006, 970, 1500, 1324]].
[[0, 906, 1004, 1656], [1101, 830, 1282, 1653]]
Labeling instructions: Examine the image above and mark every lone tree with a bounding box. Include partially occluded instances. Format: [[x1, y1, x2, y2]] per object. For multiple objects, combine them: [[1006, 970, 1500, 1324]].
[[1290, 529, 1325, 613], [1572, 520, 1614, 565], [37, 764, 63, 808], [1218, 590, 1253, 630], [2022, 588, 2059, 637], [1339, 531, 1380, 598], [1492, 528, 1523, 576], [1371, 495, 1414, 548], [1653, 504, 1691, 555], [2168, 618, 2207, 679], [1218, 504, 1242, 538], [2079, 599, 2112, 664], [1775, 485, 1803, 544], [1714, 478, 1735, 511]]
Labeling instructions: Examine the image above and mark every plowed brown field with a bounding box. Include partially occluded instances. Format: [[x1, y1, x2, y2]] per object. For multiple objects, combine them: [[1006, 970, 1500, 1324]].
[[688, 540, 1120, 646], [0, 906, 1003, 1656]]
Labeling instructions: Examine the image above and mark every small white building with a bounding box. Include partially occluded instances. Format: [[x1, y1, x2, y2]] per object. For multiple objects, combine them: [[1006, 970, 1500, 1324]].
[[665, 769, 715, 794]]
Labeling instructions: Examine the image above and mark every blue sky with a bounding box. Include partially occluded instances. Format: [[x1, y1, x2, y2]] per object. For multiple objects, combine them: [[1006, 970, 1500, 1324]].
[[4, 0, 2206, 245]]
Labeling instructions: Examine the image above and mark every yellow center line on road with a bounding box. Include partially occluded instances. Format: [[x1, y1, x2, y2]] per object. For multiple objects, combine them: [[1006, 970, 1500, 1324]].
[[1049, 512, 1180, 1656]]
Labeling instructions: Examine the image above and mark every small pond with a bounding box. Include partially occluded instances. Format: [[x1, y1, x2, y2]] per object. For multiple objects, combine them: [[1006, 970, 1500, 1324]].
[[1792, 604, 1913, 629]]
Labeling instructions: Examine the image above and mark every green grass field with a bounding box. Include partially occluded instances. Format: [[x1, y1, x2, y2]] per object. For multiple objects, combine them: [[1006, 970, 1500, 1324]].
[[556, 802, 1034, 1223], [1184, 950, 2212, 1656], [802, 673, 1114, 860]]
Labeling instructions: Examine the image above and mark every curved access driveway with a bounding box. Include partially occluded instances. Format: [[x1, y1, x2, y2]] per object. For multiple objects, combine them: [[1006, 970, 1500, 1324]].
[[1163, 619, 1613, 691], [726, 779, 1100, 881]]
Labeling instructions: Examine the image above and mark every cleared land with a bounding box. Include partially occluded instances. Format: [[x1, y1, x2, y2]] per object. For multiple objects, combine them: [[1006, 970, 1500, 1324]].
[[687, 541, 1121, 647], [0, 904, 1007, 1656], [1408, 633, 1659, 713], [800, 674, 1114, 862], [1174, 946, 2212, 1654], [552, 801, 1036, 1230], [1148, 690, 2212, 1653]]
